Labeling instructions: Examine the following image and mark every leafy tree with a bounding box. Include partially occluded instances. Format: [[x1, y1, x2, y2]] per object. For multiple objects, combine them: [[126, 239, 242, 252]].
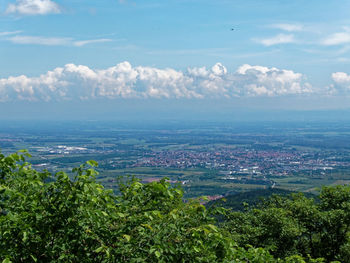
[[222, 188, 350, 262], [1, 151, 283, 262]]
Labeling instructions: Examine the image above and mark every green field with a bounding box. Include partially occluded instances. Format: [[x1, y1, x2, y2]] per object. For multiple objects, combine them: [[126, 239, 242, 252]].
[[1, 121, 350, 197]]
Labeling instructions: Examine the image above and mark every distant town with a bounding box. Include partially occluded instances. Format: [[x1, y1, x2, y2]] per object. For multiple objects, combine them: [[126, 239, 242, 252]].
[[1, 121, 350, 196]]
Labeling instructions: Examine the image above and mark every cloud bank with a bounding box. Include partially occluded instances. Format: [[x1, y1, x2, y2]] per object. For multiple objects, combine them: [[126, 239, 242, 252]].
[[0, 62, 313, 102], [6, 0, 60, 15]]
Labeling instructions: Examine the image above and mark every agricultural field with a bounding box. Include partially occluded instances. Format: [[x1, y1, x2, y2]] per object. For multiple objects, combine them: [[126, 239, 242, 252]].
[[1, 120, 350, 197]]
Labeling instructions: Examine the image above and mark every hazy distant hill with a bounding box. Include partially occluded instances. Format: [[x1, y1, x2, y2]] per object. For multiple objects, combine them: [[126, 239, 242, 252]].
[[207, 188, 315, 211]]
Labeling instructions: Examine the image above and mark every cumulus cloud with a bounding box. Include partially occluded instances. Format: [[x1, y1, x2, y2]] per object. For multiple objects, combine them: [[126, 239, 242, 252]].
[[257, 34, 296, 46], [270, 23, 303, 32], [6, 0, 61, 15], [329, 72, 350, 94], [0, 62, 313, 102], [235, 64, 312, 96], [332, 72, 350, 84]]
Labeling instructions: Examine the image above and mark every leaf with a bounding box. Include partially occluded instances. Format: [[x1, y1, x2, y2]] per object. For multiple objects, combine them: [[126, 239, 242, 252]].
[[2, 259, 12, 263], [141, 223, 153, 230], [84, 185, 89, 192], [22, 231, 28, 242], [123, 234, 131, 242], [155, 251, 161, 258], [101, 211, 108, 217], [86, 160, 98, 167], [117, 212, 126, 218], [207, 224, 218, 232], [94, 246, 104, 253]]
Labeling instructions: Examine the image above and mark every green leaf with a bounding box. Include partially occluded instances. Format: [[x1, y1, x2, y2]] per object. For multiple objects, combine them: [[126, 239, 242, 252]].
[[207, 224, 218, 232], [141, 223, 153, 230], [123, 234, 131, 242], [30, 255, 37, 262], [86, 160, 98, 167], [175, 188, 183, 195], [22, 231, 28, 242], [155, 251, 161, 258], [94, 246, 104, 253], [117, 212, 126, 218], [101, 211, 108, 217], [2, 259, 12, 263]]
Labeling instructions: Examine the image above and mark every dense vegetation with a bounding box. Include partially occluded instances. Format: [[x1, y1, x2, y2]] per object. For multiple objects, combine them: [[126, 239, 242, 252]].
[[0, 151, 349, 262], [221, 189, 350, 262], [207, 189, 299, 211]]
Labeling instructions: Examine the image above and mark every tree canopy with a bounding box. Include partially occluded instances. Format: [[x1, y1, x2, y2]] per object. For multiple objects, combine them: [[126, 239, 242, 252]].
[[0, 150, 347, 262]]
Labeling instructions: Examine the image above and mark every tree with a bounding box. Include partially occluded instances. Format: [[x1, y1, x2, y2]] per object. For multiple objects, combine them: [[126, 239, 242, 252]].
[[222, 188, 350, 262], [0, 151, 281, 262]]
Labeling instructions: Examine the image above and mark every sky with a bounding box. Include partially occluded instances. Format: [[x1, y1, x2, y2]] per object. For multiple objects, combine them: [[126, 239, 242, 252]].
[[1, 0, 350, 120]]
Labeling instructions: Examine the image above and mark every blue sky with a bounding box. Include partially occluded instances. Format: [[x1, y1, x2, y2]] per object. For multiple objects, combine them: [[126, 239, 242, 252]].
[[1, 0, 350, 118]]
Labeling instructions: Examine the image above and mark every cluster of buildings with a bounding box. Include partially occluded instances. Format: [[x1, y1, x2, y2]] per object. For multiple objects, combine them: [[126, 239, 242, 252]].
[[132, 148, 346, 177], [34, 145, 91, 155]]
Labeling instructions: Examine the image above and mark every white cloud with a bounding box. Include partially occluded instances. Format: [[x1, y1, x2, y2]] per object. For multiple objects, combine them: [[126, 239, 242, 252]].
[[327, 72, 350, 95], [332, 72, 350, 84], [6, 0, 61, 15], [270, 23, 303, 32], [0, 31, 22, 37], [257, 34, 296, 46], [4, 34, 112, 47], [73, 39, 112, 47], [235, 64, 312, 96], [0, 62, 313, 102], [7, 35, 71, 46], [322, 32, 350, 46]]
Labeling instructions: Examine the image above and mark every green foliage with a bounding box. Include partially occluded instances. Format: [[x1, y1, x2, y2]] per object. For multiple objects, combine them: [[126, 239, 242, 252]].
[[3, 150, 349, 262], [207, 188, 306, 211], [223, 188, 350, 262], [0, 151, 116, 262], [0, 151, 281, 262]]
